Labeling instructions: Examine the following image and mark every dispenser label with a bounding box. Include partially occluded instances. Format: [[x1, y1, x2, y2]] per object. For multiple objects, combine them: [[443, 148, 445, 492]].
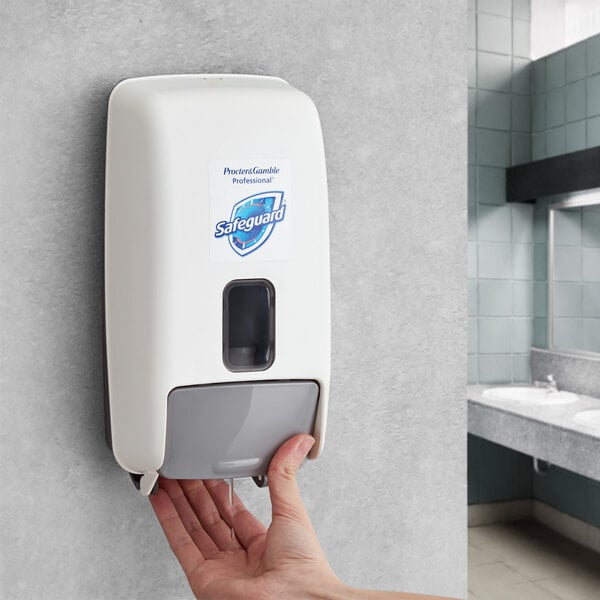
[[209, 159, 291, 261]]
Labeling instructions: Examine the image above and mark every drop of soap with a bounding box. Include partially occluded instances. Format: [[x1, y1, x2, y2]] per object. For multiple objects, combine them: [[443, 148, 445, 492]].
[[228, 478, 234, 541]]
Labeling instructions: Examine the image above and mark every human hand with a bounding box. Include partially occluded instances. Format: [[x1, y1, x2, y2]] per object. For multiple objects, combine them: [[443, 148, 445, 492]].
[[150, 434, 455, 600], [150, 434, 342, 600]]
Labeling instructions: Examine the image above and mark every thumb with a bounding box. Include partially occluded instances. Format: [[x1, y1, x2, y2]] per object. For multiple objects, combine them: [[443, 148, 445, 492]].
[[267, 434, 315, 526]]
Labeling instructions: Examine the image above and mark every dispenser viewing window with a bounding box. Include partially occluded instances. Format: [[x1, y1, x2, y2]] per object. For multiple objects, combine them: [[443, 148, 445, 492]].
[[223, 279, 275, 372], [104, 75, 330, 495]]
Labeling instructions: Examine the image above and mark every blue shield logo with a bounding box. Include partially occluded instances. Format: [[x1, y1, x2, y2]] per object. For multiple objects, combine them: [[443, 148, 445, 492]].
[[215, 191, 286, 257]]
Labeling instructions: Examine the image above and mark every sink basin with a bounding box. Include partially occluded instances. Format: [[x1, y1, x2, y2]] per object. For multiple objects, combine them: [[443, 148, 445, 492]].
[[483, 386, 579, 405], [574, 410, 600, 430]]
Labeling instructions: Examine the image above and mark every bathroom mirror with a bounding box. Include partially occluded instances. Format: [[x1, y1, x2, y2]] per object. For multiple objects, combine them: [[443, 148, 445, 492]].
[[549, 196, 600, 355]]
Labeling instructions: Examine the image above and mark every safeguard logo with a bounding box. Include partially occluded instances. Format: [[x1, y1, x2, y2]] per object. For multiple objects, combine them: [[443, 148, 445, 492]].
[[214, 191, 286, 256]]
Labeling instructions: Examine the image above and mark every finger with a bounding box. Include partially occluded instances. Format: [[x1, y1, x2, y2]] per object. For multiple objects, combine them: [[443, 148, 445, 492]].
[[267, 434, 315, 528], [203, 479, 267, 549], [149, 488, 204, 576], [179, 479, 241, 551], [158, 478, 220, 558]]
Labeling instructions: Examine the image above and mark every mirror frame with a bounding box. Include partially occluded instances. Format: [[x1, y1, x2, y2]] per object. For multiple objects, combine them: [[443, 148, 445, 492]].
[[548, 194, 600, 358]]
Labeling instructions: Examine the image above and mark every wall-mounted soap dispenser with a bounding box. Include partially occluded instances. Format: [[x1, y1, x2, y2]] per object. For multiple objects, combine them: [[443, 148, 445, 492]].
[[104, 75, 330, 495]]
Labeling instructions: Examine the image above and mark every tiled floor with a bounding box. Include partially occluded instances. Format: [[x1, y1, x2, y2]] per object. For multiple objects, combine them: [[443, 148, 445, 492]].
[[468, 520, 600, 600]]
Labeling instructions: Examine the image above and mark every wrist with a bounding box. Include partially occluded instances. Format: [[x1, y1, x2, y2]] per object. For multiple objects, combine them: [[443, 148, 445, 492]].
[[311, 580, 435, 600], [306, 577, 352, 600], [307, 578, 383, 600], [313, 581, 374, 600]]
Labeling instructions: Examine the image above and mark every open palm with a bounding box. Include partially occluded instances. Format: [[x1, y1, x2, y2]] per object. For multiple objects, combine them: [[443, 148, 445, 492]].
[[150, 435, 339, 600]]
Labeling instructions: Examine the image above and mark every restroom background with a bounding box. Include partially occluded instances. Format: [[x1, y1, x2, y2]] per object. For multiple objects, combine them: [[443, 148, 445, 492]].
[[468, 0, 600, 384], [0, 2, 467, 598], [468, 0, 600, 531]]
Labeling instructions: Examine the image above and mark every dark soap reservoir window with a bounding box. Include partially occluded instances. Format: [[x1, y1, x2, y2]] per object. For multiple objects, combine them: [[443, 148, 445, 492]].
[[223, 279, 275, 371]]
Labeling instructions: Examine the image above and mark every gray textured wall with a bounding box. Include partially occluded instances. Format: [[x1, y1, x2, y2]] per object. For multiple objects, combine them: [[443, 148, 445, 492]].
[[0, 2, 467, 599]]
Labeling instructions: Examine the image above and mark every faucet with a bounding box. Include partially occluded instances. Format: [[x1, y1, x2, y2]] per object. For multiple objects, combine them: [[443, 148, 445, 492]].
[[534, 374, 558, 392]]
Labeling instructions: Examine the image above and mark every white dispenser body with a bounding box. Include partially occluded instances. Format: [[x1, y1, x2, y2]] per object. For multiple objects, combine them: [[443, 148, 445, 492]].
[[105, 75, 330, 491]]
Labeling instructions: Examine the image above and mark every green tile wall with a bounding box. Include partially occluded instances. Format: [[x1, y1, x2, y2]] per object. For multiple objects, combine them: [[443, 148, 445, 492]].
[[531, 39, 600, 348], [469, 17, 600, 375], [532, 34, 600, 160], [468, 0, 533, 384]]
